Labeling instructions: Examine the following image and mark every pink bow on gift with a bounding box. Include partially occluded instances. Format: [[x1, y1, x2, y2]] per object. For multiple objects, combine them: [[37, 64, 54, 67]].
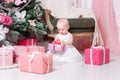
[[28, 51, 52, 73], [53, 39, 61, 44]]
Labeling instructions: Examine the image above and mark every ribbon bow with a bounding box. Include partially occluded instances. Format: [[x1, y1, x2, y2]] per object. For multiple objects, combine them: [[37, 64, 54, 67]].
[[53, 39, 61, 44]]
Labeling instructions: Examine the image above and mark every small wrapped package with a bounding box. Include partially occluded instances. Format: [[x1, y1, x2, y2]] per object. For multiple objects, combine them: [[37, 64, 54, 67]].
[[48, 43, 65, 52], [48, 39, 65, 53]]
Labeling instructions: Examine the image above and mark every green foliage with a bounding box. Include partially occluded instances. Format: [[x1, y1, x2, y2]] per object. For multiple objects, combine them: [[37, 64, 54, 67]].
[[0, 0, 47, 38]]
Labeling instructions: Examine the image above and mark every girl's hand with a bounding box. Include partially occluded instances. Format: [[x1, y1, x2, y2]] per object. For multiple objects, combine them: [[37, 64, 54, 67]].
[[60, 40, 64, 46]]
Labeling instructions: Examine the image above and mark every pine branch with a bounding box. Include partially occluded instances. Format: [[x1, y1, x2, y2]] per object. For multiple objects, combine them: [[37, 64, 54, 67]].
[[0, 4, 12, 12], [19, 0, 32, 11]]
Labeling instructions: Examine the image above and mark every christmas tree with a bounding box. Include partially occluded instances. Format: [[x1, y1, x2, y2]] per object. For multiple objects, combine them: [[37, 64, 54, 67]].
[[0, 0, 47, 45]]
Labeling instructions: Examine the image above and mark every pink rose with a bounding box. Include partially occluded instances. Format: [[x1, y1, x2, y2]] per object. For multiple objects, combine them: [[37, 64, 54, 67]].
[[1, 15, 13, 26]]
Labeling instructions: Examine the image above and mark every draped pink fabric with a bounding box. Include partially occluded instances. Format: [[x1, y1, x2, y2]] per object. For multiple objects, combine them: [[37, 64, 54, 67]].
[[92, 0, 120, 54]]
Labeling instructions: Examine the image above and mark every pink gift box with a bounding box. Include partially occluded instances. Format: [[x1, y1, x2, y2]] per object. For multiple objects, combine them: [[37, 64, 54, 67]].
[[54, 44, 64, 52], [13, 46, 28, 63], [17, 39, 37, 46], [13, 46, 45, 63], [48, 43, 54, 51], [0, 49, 13, 66], [48, 43, 64, 52], [84, 47, 110, 65], [19, 52, 53, 74]]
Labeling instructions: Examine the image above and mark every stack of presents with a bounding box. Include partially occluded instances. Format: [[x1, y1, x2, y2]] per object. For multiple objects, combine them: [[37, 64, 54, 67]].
[[0, 38, 110, 74], [0, 39, 53, 74]]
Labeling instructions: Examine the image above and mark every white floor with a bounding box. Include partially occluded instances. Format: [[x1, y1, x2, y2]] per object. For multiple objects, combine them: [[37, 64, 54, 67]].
[[0, 54, 120, 80]]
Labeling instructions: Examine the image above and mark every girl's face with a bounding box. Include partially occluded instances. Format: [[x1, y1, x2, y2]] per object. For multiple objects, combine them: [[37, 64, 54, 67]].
[[57, 25, 68, 35]]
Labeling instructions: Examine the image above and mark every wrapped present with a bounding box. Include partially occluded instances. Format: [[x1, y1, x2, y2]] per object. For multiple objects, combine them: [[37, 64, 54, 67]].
[[17, 39, 37, 46], [13, 46, 45, 63], [48, 40, 64, 52], [48, 43, 64, 53], [84, 46, 110, 65], [0, 48, 13, 66], [48, 43, 54, 51], [19, 51, 53, 74], [54, 44, 65, 52]]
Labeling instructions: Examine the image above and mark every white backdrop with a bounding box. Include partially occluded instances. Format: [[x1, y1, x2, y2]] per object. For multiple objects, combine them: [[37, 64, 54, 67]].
[[39, 0, 120, 53]]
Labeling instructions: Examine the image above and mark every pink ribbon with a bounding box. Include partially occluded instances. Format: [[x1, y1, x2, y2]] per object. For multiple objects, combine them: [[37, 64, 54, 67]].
[[90, 46, 106, 65], [28, 51, 50, 73]]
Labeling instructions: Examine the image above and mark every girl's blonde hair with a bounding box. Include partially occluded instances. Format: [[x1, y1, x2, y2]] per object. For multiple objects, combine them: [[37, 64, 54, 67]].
[[57, 18, 69, 28]]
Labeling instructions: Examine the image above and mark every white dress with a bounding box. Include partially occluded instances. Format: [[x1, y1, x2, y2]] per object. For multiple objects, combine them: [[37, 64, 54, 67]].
[[49, 32, 83, 63]]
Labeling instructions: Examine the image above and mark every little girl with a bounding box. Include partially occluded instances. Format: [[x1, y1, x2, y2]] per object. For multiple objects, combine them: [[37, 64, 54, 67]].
[[48, 18, 83, 63]]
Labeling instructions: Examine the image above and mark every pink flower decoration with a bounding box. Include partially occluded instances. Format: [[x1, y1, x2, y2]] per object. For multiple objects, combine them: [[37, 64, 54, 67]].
[[1, 15, 13, 26], [0, 13, 5, 22], [14, 0, 22, 6], [3, 27, 9, 34], [14, 0, 27, 6]]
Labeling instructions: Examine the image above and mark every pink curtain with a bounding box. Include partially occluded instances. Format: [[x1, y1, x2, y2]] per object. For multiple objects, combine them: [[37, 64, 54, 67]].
[[92, 0, 120, 54]]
